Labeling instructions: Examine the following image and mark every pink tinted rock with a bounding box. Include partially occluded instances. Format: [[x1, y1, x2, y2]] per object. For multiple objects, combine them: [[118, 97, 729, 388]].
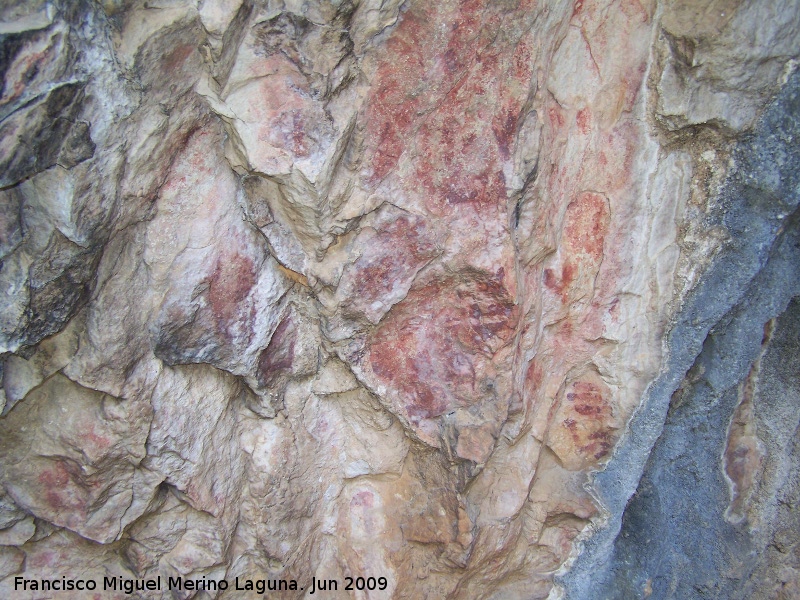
[[361, 271, 518, 451], [223, 54, 335, 180], [149, 124, 291, 375], [0, 374, 152, 543], [335, 207, 440, 324], [548, 369, 620, 471]]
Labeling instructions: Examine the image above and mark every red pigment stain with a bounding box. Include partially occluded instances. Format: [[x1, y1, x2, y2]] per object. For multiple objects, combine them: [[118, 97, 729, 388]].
[[162, 44, 195, 74], [38, 463, 70, 488], [30, 551, 57, 569], [564, 192, 609, 259], [363, 6, 432, 182], [368, 272, 518, 420], [568, 381, 606, 416], [414, 70, 506, 215], [38, 461, 85, 513], [187, 131, 216, 174], [290, 115, 308, 156], [608, 296, 620, 319], [543, 262, 577, 302], [576, 107, 591, 134], [357, 254, 405, 296], [417, 32, 531, 214], [727, 444, 750, 481], [352, 490, 375, 509], [623, 0, 651, 24], [364, 0, 534, 216], [493, 109, 517, 161], [161, 129, 220, 194], [558, 319, 574, 340], [584, 429, 613, 460], [523, 358, 545, 407], [548, 106, 565, 129], [275, 110, 310, 158], [4, 45, 53, 104], [257, 315, 296, 386], [545, 192, 610, 304], [525, 359, 544, 392], [560, 376, 616, 463], [492, 34, 533, 159], [207, 251, 257, 328], [78, 422, 113, 457], [345, 214, 438, 312], [350, 490, 377, 534], [592, 122, 639, 193]]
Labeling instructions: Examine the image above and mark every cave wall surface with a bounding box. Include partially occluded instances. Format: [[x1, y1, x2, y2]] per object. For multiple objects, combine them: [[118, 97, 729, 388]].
[[0, 0, 798, 599]]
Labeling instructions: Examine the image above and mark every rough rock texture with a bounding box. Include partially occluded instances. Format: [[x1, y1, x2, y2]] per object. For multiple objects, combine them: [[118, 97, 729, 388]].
[[0, 0, 798, 598], [562, 62, 800, 599]]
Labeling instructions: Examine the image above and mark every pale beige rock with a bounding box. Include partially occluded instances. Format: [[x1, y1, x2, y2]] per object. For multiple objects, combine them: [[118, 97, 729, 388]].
[[146, 364, 245, 517], [657, 0, 800, 131], [199, 0, 243, 39]]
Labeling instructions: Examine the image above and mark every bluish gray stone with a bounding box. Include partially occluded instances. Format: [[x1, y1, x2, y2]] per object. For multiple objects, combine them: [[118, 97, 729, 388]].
[[561, 68, 800, 600]]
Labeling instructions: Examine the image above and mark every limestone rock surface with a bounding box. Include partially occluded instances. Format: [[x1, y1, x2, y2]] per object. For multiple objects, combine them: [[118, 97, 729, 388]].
[[0, 0, 798, 598]]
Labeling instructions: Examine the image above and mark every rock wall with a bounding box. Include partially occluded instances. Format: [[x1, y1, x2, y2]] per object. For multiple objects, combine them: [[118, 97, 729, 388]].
[[0, 1, 797, 598]]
